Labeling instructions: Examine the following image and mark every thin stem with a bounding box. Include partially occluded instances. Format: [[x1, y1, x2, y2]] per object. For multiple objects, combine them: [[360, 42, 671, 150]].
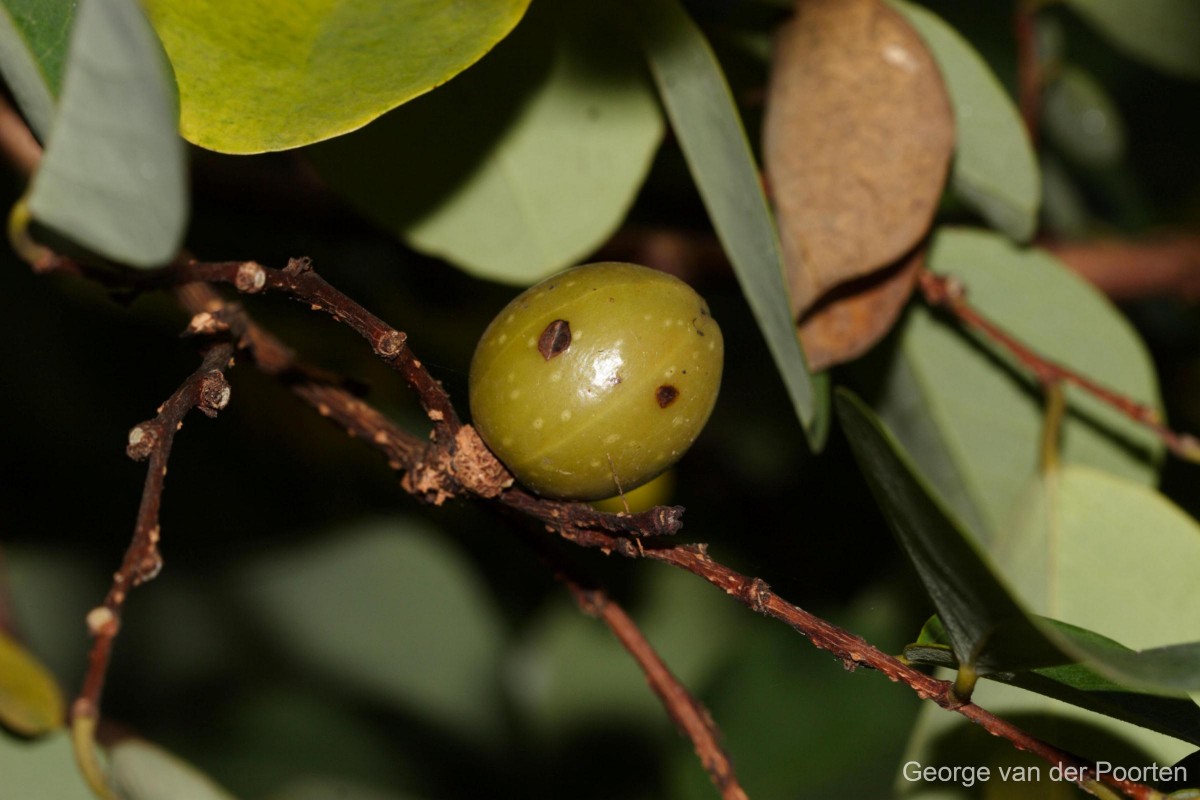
[[574, 586, 748, 800], [1040, 380, 1066, 472], [1014, 0, 1044, 145], [71, 342, 234, 795], [918, 269, 1200, 462]]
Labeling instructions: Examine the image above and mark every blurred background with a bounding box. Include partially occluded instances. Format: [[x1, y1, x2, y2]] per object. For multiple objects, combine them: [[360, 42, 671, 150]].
[[1, 1, 1199, 797]]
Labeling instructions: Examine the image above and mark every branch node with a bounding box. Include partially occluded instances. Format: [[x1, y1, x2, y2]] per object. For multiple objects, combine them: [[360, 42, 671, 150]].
[[374, 329, 407, 359], [748, 578, 771, 614], [451, 425, 514, 498], [184, 310, 230, 337], [284, 256, 313, 275], [126, 424, 157, 461], [85, 607, 118, 637], [198, 369, 232, 416], [234, 261, 268, 293]]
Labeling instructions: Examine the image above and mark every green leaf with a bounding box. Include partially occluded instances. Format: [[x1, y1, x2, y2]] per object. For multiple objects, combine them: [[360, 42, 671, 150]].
[[1064, 0, 1200, 80], [838, 391, 1200, 692], [111, 739, 237, 800], [311, 0, 662, 284], [0, 632, 64, 736], [890, 1, 1040, 242], [907, 618, 1200, 747], [998, 466, 1200, 692], [142, 0, 530, 153], [0, 729, 97, 800], [233, 519, 506, 740], [835, 390, 1060, 674], [0, 0, 75, 140], [623, 0, 823, 447], [26, 0, 187, 268], [867, 227, 1161, 543], [1043, 65, 1127, 169], [839, 393, 1200, 788]]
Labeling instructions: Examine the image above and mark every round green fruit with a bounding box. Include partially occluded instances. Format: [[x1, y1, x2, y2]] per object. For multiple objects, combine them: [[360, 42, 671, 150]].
[[469, 262, 724, 501]]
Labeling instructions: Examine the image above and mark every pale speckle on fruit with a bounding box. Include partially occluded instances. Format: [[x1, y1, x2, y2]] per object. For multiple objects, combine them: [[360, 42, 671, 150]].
[[498, 333, 508, 344], [561, 410, 572, 421], [549, 371, 562, 383], [527, 337, 537, 347], [672, 415, 684, 426], [605, 433, 620, 444], [533, 418, 544, 430], [509, 389, 520, 400], [503, 436, 514, 447]]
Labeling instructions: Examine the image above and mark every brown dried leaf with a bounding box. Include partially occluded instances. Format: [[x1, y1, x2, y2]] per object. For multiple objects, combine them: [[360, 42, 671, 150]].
[[764, 0, 954, 315], [798, 247, 923, 371]]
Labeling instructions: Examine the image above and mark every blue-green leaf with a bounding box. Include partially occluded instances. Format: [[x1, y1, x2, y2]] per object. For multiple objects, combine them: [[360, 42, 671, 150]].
[[111, 739, 237, 800], [868, 227, 1161, 544], [0, 729, 96, 800], [27, 0, 187, 268], [312, 0, 662, 285], [890, 1, 1040, 242], [233, 519, 506, 741], [1043, 65, 1127, 169], [1065, 0, 1200, 80]]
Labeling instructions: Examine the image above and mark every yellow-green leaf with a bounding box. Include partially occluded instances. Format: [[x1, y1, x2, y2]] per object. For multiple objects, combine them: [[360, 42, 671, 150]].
[[0, 632, 64, 736], [143, 0, 531, 153]]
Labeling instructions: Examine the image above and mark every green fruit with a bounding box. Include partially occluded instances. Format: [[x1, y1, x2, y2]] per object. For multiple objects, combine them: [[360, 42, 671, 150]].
[[469, 262, 724, 500]]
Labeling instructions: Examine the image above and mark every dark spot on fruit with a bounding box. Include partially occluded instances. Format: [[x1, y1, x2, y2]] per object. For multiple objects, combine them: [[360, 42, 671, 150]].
[[656, 385, 679, 408], [538, 319, 572, 360], [692, 317, 705, 336]]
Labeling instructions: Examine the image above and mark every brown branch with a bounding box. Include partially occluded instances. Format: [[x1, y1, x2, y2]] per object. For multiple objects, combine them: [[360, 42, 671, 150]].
[[572, 585, 747, 800], [0, 546, 19, 640], [917, 269, 1200, 461], [1014, 0, 1044, 146], [1045, 235, 1200, 303], [0, 93, 40, 180], [72, 342, 234, 728], [170, 258, 461, 440], [520, 528, 747, 800]]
